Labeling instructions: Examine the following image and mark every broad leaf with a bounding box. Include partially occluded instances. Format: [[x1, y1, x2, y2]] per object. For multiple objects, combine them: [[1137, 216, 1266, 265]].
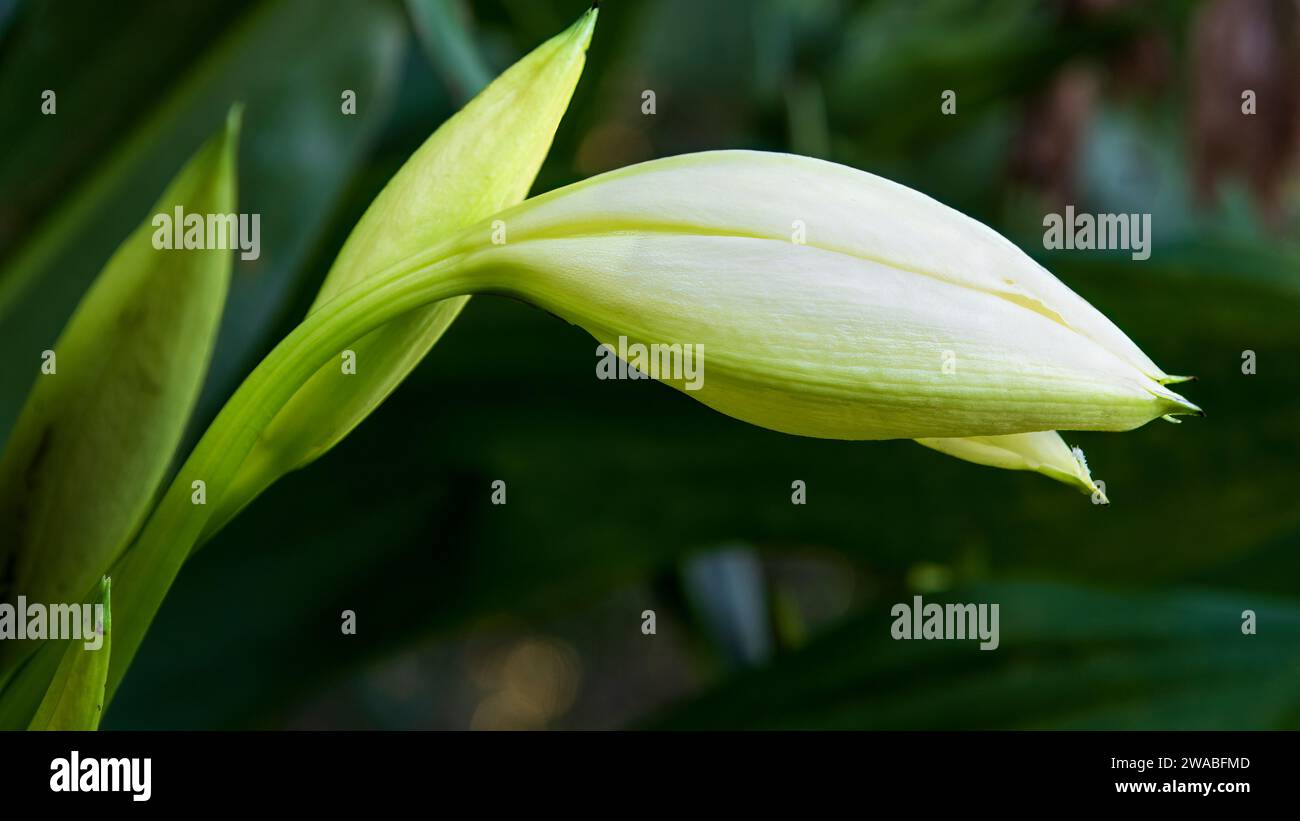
[[0, 109, 239, 664]]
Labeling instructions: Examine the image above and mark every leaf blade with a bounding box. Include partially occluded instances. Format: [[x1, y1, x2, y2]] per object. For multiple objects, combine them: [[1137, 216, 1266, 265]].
[[28, 576, 112, 731], [0, 0, 408, 451], [0, 108, 240, 635], [203, 7, 597, 539], [65, 9, 600, 715]]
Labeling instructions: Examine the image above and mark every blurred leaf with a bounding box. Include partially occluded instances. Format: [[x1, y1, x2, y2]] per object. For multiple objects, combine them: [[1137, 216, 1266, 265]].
[[0, 0, 19, 42], [28, 577, 111, 731], [650, 581, 1300, 729], [406, 0, 492, 101], [0, 0, 407, 449], [1079, 106, 1198, 241], [0, 110, 238, 658], [826, 0, 1160, 152], [0, 0, 253, 258], [681, 546, 773, 669]]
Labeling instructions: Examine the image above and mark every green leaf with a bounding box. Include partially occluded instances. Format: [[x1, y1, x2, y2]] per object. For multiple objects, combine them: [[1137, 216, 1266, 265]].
[[406, 0, 493, 101], [650, 581, 1300, 729], [0, 0, 408, 449], [36, 8, 598, 716], [203, 6, 597, 540], [0, 0, 248, 261], [825, 0, 1175, 151], [28, 577, 112, 731], [0, 0, 475, 732], [0, 108, 239, 662]]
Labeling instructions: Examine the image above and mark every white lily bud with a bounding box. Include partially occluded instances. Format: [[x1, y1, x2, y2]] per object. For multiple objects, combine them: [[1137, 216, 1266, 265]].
[[434, 150, 1198, 440], [916, 433, 1107, 501]]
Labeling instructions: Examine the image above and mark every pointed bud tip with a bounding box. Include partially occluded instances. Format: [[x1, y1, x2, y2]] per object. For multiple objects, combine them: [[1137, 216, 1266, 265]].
[[1151, 383, 1203, 420], [572, 4, 599, 40], [1068, 445, 1108, 504], [549, 12, 595, 59]]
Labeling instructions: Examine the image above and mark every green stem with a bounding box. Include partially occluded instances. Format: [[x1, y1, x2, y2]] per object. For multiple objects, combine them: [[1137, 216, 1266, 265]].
[[101, 244, 482, 700]]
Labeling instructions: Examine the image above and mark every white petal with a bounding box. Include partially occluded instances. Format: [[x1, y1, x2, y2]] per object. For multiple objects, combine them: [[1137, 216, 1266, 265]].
[[916, 433, 1107, 500], [491, 150, 1172, 381], [464, 230, 1195, 439]]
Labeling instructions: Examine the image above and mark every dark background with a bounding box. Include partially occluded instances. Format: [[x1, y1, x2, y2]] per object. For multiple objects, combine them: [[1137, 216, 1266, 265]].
[[1, 0, 1298, 729]]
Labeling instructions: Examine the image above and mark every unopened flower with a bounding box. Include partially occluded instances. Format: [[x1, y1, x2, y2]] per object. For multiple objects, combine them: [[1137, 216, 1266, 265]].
[[425, 150, 1199, 441]]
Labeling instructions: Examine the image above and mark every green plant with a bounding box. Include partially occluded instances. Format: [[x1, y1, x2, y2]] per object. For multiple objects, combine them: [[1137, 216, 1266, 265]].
[[0, 6, 1205, 730], [0, 5, 599, 730]]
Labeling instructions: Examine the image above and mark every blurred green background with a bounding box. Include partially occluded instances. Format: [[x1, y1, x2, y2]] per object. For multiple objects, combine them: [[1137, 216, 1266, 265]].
[[1, 0, 1298, 729]]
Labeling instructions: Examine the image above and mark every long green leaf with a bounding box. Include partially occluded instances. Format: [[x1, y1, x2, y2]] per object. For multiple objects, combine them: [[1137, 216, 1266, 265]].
[[0, 8, 590, 722], [28, 577, 111, 731], [0, 109, 239, 670], [68, 8, 596, 714]]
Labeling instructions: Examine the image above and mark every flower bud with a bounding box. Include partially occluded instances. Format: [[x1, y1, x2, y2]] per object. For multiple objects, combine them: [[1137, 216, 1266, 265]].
[[438, 150, 1199, 439]]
